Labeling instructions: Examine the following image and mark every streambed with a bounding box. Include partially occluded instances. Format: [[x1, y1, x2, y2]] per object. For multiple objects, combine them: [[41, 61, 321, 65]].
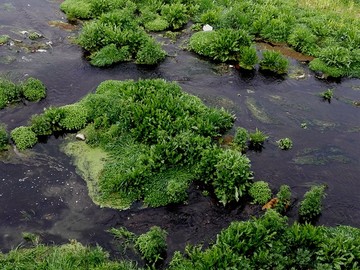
[[0, 0, 359, 263]]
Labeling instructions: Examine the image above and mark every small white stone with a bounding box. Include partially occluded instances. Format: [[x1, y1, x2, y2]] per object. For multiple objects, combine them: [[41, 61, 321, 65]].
[[203, 24, 213, 31], [76, 133, 86, 141]]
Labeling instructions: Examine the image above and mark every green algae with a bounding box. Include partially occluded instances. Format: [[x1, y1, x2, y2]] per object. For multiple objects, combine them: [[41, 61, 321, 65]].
[[294, 147, 351, 165], [61, 138, 132, 209], [246, 97, 274, 124]]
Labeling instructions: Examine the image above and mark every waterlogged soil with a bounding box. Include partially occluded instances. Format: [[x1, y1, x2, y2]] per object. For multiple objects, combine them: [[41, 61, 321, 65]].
[[1, 0, 360, 265]]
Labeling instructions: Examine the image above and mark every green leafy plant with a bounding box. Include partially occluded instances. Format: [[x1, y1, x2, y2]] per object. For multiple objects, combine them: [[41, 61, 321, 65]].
[[21, 77, 46, 102], [59, 104, 88, 131], [161, 3, 189, 30], [238, 46, 258, 70], [232, 127, 249, 151], [249, 128, 268, 149], [249, 181, 272, 205], [0, 123, 9, 150], [288, 25, 318, 55], [277, 137, 293, 150], [274, 184, 291, 213], [144, 17, 169, 31], [90, 44, 131, 67], [135, 226, 167, 264], [135, 39, 166, 65], [259, 50, 289, 74], [213, 149, 253, 205], [320, 89, 333, 101], [11, 126, 38, 150], [299, 185, 327, 222]]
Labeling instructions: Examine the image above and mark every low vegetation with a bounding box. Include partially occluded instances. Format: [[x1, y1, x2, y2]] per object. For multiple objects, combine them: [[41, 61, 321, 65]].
[[0, 77, 46, 110]]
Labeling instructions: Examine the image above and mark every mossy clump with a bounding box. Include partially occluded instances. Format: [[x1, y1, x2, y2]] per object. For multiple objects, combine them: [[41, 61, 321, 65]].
[[11, 126, 38, 150], [21, 77, 46, 102]]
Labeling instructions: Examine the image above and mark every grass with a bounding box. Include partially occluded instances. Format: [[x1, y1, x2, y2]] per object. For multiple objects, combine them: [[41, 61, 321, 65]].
[[0, 240, 142, 270]]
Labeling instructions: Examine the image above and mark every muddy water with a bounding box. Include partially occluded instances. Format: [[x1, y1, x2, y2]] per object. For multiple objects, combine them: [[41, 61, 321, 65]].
[[0, 0, 360, 263]]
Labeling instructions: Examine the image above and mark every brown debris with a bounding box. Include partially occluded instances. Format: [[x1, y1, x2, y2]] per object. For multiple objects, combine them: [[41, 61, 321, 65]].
[[262, 198, 279, 210]]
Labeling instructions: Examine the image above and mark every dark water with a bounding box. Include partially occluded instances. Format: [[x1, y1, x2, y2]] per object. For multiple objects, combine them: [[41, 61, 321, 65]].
[[0, 0, 360, 261]]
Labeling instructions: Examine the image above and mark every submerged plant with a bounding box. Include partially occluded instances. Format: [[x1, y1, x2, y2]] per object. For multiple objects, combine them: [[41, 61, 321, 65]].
[[299, 184, 327, 222], [277, 137, 293, 150], [249, 181, 272, 205], [321, 89, 333, 101]]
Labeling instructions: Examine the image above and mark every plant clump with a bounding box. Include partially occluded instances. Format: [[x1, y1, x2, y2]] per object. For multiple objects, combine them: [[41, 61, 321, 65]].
[[259, 50, 289, 74], [299, 184, 327, 222], [321, 88, 333, 102], [277, 137, 293, 150], [135, 226, 167, 265], [10, 126, 38, 150], [21, 77, 47, 102], [274, 184, 292, 213], [248, 180, 272, 205], [249, 128, 268, 149], [232, 126, 249, 151]]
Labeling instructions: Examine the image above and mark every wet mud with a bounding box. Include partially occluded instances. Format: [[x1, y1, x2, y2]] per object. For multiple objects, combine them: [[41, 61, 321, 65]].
[[0, 0, 360, 265]]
